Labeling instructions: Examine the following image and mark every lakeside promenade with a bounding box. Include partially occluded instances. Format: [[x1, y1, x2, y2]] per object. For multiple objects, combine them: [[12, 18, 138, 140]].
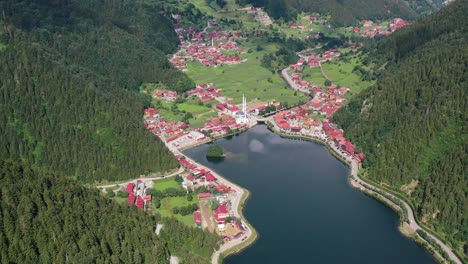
[[160, 133, 257, 264]]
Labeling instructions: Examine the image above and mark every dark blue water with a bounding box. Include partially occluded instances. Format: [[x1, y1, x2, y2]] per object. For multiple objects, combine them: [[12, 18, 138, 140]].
[[184, 125, 435, 264]]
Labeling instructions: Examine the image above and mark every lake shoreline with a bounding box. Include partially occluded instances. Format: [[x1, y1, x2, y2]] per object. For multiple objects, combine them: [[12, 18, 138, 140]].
[[174, 122, 458, 264]]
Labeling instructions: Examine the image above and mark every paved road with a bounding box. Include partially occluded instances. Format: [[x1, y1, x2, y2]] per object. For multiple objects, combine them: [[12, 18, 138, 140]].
[[280, 67, 311, 94], [269, 122, 462, 264], [96, 167, 184, 189], [349, 160, 461, 264], [162, 137, 255, 264]]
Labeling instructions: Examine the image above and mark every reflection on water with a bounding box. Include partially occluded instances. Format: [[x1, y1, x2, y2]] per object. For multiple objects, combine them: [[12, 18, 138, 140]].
[[184, 125, 435, 264], [248, 139, 265, 153]]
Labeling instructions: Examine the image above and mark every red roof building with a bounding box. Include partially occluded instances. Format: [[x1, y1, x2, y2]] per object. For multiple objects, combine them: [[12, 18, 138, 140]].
[[136, 196, 145, 209], [344, 141, 355, 155], [214, 204, 229, 223], [126, 183, 135, 195], [358, 153, 365, 160], [216, 184, 230, 193], [197, 192, 212, 199], [127, 195, 136, 206], [144, 108, 157, 117], [194, 211, 202, 225], [205, 172, 217, 182]]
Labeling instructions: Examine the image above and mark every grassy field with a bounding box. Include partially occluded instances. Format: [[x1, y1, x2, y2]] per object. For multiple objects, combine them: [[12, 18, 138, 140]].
[[154, 178, 183, 191], [302, 66, 327, 86], [186, 40, 302, 104], [156, 194, 200, 226], [152, 98, 217, 128], [302, 55, 374, 97], [321, 57, 374, 94]]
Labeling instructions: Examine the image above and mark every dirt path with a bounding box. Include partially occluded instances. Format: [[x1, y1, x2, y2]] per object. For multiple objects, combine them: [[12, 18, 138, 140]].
[[199, 200, 214, 233], [319, 61, 331, 80]]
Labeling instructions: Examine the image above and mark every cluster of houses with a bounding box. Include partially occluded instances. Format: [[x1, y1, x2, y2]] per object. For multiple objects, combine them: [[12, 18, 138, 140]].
[[198, 115, 247, 138], [272, 108, 365, 161], [186, 83, 221, 102], [389, 18, 412, 32], [273, 84, 348, 129], [152, 89, 178, 102], [144, 107, 190, 140], [290, 48, 340, 72], [272, 82, 365, 161], [353, 18, 411, 38], [143, 103, 248, 148], [175, 155, 246, 240], [288, 49, 340, 90], [126, 180, 152, 210], [170, 18, 245, 68]]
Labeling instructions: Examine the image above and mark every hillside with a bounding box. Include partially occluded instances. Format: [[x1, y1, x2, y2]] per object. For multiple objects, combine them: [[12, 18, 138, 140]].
[[333, 0, 467, 256], [0, 160, 219, 263], [238, 0, 419, 25], [0, 0, 196, 182], [0, 160, 169, 263]]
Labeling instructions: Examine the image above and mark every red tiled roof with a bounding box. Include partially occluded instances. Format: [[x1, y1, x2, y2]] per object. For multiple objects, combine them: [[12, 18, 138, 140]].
[[197, 192, 211, 199], [205, 172, 217, 182], [136, 196, 144, 209], [194, 211, 201, 223], [126, 183, 135, 195], [215, 204, 228, 215]]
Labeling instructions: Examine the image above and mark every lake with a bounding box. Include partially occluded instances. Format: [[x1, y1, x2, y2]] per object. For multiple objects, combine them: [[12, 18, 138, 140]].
[[184, 125, 435, 264]]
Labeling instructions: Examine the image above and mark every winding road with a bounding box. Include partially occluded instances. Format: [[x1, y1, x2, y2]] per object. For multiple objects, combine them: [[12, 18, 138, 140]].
[[349, 160, 462, 264], [267, 115, 462, 264]]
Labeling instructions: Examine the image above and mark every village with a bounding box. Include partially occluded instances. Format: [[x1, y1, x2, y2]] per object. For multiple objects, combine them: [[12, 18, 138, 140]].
[[170, 18, 246, 69], [104, 8, 418, 264], [121, 153, 251, 243], [353, 18, 411, 38]]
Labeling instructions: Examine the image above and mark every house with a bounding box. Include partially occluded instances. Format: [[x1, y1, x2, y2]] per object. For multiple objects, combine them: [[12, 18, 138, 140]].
[[309, 98, 323, 109], [194, 211, 202, 226], [126, 183, 135, 195], [197, 192, 212, 199], [205, 172, 217, 182], [144, 108, 157, 117], [136, 196, 145, 209], [214, 204, 229, 224], [127, 195, 136, 206], [357, 152, 365, 160], [343, 141, 355, 155], [216, 184, 230, 193], [189, 131, 206, 141]]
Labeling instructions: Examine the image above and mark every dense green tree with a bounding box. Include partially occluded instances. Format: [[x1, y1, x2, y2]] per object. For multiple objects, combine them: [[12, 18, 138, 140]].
[[334, 0, 467, 254], [243, 0, 437, 25], [0, 0, 199, 182]]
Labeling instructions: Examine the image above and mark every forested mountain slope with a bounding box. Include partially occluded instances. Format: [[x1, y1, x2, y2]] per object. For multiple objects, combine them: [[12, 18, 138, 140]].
[[0, 160, 219, 263], [0, 160, 169, 263], [238, 0, 419, 25], [0, 0, 194, 182], [333, 0, 467, 255]]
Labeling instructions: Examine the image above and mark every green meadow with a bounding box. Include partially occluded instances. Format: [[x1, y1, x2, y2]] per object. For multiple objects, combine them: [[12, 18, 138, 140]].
[[185, 40, 302, 104], [321, 57, 374, 94]]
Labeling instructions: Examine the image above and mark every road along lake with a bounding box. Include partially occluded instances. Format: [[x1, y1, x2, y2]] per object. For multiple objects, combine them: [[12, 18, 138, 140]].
[[184, 125, 435, 264]]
